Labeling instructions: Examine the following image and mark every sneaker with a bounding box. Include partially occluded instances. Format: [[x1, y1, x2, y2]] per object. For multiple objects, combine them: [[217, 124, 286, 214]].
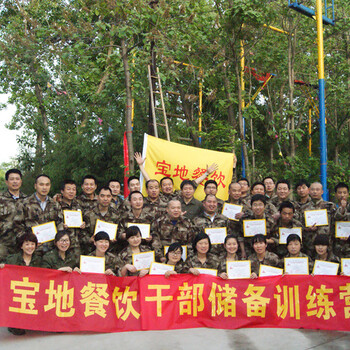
[[8, 328, 26, 336]]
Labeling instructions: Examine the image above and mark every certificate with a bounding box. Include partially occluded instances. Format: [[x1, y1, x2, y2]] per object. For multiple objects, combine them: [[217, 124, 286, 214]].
[[312, 260, 339, 276], [94, 219, 118, 240], [205, 227, 227, 244], [335, 221, 350, 238], [196, 268, 217, 276], [222, 203, 243, 221], [279, 227, 302, 244], [63, 210, 83, 228], [149, 262, 175, 275], [80, 255, 105, 274], [32, 221, 57, 243], [243, 219, 266, 237], [259, 264, 283, 277], [164, 245, 187, 262], [284, 257, 309, 275], [226, 260, 251, 279], [132, 251, 155, 271], [341, 259, 350, 276], [127, 223, 151, 239], [304, 209, 328, 227]]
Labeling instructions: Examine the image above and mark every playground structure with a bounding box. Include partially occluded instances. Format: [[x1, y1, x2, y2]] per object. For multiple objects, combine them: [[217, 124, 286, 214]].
[[289, 0, 335, 200]]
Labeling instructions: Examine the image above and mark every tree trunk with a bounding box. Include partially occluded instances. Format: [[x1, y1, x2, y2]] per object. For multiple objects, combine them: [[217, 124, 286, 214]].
[[287, 24, 296, 157], [222, 57, 235, 128], [121, 39, 135, 173], [34, 83, 47, 174], [148, 39, 157, 136]]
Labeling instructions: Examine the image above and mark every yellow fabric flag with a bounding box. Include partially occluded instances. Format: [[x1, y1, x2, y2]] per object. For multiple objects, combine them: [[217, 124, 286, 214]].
[[141, 134, 235, 201]]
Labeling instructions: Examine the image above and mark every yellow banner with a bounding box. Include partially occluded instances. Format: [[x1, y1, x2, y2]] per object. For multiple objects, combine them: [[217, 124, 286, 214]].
[[141, 134, 235, 201]]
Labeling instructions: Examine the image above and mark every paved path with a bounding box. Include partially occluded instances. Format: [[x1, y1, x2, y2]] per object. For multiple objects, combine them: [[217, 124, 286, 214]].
[[1, 327, 349, 350]]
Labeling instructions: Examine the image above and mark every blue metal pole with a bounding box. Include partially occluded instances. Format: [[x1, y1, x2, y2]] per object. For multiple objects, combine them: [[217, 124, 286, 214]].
[[316, 0, 328, 200]]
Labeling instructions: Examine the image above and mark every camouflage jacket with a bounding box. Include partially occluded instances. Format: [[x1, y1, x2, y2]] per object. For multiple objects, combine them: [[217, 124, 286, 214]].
[[116, 245, 153, 276], [159, 190, 181, 203], [239, 213, 276, 257], [42, 248, 79, 269], [248, 251, 281, 275], [143, 196, 168, 217], [271, 217, 304, 257], [1, 190, 27, 201], [2, 252, 42, 267], [89, 250, 119, 274], [184, 253, 220, 272], [283, 252, 313, 273], [0, 196, 19, 258], [60, 198, 84, 251], [151, 213, 195, 251], [270, 197, 301, 221], [76, 193, 98, 213], [218, 252, 241, 274], [13, 194, 64, 255], [333, 204, 350, 258]]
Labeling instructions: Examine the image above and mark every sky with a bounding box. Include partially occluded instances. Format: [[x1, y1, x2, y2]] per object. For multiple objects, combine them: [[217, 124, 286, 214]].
[[0, 94, 19, 164]]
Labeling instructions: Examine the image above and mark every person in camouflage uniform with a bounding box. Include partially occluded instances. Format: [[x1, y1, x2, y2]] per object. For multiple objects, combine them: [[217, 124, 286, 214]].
[[218, 234, 241, 277], [283, 234, 313, 273], [117, 175, 141, 214], [58, 179, 85, 256], [117, 226, 153, 277], [0, 169, 27, 260], [76, 175, 98, 213], [179, 180, 203, 221], [143, 179, 168, 216], [238, 177, 251, 207], [82, 186, 120, 254], [151, 199, 195, 260], [313, 234, 341, 264], [185, 232, 220, 274], [193, 194, 231, 256], [202, 180, 225, 213], [164, 242, 187, 276], [244, 181, 278, 217], [159, 177, 182, 203], [239, 194, 276, 259], [294, 179, 312, 220], [42, 231, 79, 270], [263, 176, 277, 201], [117, 191, 156, 252], [108, 179, 124, 208], [333, 184, 350, 258], [0, 232, 41, 267], [87, 231, 119, 275], [270, 201, 304, 257], [224, 182, 246, 233], [13, 174, 64, 257], [301, 182, 336, 257], [248, 234, 281, 277]]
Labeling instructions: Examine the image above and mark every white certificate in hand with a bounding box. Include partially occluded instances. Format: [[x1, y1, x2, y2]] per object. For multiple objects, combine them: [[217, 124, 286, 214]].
[[304, 209, 328, 227], [341, 259, 350, 276], [335, 221, 350, 238], [196, 268, 217, 276], [222, 203, 243, 221], [127, 223, 151, 239], [312, 260, 339, 276], [132, 251, 155, 271], [80, 255, 105, 274], [243, 219, 266, 237], [94, 219, 118, 240], [63, 210, 83, 228], [205, 227, 227, 244], [149, 262, 175, 275], [284, 257, 309, 275], [164, 245, 187, 262], [259, 264, 283, 277], [279, 227, 302, 244], [32, 221, 57, 243], [227, 260, 251, 279]]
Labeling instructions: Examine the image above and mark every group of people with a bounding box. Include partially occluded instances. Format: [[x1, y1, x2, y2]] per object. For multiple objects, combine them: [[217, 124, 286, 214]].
[[1, 157, 350, 333]]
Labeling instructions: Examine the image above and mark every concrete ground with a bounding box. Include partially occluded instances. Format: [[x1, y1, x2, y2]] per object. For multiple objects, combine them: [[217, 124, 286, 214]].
[[1, 327, 349, 350]]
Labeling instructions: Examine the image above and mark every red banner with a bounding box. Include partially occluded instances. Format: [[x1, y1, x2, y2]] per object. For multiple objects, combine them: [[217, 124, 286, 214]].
[[1, 265, 350, 333]]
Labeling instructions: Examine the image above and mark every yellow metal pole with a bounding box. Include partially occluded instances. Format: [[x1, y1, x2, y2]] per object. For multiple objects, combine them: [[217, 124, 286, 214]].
[[263, 24, 293, 36], [309, 108, 312, 157]]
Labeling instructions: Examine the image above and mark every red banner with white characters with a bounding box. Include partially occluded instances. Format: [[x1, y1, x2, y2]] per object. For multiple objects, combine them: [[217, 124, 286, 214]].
[[1, 265, 350, 333]]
